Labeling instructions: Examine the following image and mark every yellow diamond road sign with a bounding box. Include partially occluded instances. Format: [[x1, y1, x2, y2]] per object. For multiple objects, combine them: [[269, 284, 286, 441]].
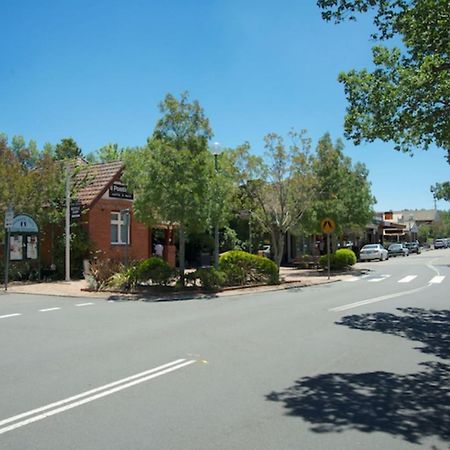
[[321, 218, 336, 234]]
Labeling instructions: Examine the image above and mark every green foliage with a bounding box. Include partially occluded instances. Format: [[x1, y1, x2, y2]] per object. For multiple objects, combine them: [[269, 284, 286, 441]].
[[107, 265, 140, 292], [55, 138, 82, 160], [319, 248, 357, 270], [123, 92, 225, 283], [305, 133, 375, 235], [233, 130, 317, 267], [137, 257, 174, 286], [191, 267, 226, 290], [431, 182, 450, 202], [318, 0, 450, 163], [219, 250, 279, 285]]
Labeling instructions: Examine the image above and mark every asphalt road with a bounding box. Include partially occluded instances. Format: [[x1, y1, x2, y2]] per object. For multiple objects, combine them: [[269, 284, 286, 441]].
[[0, 249, 449, 450]]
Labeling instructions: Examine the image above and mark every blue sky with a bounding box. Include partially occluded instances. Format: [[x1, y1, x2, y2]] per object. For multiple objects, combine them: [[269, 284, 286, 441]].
[[1, 0, 448, 211]]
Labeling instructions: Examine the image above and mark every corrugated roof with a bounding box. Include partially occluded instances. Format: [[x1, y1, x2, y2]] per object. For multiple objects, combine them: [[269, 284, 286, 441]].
[[75, 161, 124, 207], [396, 209, 439, 222]]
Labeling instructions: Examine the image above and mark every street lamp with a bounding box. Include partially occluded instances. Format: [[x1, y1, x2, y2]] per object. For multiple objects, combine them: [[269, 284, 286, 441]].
[[211, 142, 221, 269]]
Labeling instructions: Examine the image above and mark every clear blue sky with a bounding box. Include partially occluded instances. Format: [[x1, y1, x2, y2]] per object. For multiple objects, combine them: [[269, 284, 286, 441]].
[[1, 0, 448, 211]]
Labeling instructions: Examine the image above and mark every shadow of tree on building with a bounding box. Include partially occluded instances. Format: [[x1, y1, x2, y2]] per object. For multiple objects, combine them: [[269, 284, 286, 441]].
[[266, 308, 450, 444]]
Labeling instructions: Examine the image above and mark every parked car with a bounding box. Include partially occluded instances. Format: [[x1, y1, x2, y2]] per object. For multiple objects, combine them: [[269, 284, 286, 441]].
[[388, 243, 409, 257], [359, 244, 389, 261], [434, 238, 447, 249], [404, 241, 421, 254]]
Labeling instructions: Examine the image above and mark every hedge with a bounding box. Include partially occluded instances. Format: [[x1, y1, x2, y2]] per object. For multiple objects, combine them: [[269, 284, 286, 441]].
[[319, 248, 357, 270], [219, 250, 279, 285]]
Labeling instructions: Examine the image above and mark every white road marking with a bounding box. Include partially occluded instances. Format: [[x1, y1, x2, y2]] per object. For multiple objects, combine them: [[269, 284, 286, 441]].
[[39, 307, 61, 312], [0, 313, 21, 319], [75, 303, 94, 307], [367, 275, 391, 282], [0, 358, 195, 436], [429, 276, 445, 284], [398, 275, 417, 283], [329, 285, 428, 312], [343, 277, 359, 282]]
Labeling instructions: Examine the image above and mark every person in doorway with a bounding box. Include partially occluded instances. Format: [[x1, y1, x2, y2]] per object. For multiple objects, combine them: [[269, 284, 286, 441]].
[[155, 243, 164, 257]]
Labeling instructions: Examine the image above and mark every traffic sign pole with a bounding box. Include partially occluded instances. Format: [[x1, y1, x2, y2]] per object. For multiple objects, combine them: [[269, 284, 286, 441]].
[[4, 204, 14, 291], [327, 232, 331, 280]]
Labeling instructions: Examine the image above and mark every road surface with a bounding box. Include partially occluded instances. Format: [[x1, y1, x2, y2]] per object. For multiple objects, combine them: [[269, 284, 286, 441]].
[[0, 249, 449, 449]]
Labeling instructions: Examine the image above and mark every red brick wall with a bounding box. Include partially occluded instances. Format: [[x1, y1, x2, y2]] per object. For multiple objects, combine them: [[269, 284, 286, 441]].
[[88, 199, 151, 262]]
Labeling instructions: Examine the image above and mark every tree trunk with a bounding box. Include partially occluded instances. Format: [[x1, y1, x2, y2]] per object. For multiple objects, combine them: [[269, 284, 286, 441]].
[[271, 228, 286, 270], [179, 223, 186, 286]]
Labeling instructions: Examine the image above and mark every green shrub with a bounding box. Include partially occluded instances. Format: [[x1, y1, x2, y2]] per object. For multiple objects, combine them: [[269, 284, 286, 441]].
[[319, 249, 356, 270], [107, 264, 139, 291], [219, 250, 279, 286], [137, 257, 174, 286], [194, 267, 226, 290]]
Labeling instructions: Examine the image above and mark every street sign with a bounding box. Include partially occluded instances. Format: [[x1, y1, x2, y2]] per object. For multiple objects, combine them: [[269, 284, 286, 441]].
[[70, 202, 82, 219], [321, 218, 336, 234], [5, 206, 14, 229]]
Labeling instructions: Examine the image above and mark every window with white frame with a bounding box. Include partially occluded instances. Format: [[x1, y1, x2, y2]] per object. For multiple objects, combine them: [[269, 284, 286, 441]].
[[111, 211, 130, 245]]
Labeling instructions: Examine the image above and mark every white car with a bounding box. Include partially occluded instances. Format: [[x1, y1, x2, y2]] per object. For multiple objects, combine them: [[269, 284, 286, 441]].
[[359, 244, 389, 261]]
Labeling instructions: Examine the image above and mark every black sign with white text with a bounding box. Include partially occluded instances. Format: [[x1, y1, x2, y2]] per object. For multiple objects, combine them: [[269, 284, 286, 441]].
[[109, 182, 133, 200]]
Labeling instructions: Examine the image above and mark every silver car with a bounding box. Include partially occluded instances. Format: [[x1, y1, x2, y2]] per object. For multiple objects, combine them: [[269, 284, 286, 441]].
[[359, 244, 389, 261]]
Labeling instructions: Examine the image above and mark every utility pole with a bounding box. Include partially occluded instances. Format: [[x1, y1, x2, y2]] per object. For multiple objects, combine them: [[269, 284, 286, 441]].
[[65, 163, 71, 281]]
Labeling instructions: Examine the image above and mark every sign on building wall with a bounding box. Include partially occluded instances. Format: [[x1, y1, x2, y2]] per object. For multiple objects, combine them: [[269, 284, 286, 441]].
[[109, 182, 133, 200]]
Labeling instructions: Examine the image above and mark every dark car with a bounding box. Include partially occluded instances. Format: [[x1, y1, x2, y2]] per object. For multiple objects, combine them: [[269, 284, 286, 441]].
[[404, 241, 421, 254], [388, 243, 409, 257]]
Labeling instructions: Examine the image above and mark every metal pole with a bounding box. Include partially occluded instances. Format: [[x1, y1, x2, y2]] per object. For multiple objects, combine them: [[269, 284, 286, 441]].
[[65, 164, 71, 281], [249, 212, 252, 254], [327, 232, 331, 280], [214, 153, 219, 269], [4, 228, 10, 291]]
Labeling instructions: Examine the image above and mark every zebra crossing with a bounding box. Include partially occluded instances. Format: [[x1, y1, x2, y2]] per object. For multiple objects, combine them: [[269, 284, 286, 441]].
[[343, 274, 445, 284]]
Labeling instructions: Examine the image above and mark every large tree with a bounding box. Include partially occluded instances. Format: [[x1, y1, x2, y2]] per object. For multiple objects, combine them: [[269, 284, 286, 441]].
[[317, 0, 450, 163], [234, 130, 318, 268], [123, 92, 218, 282], [307, 133, 376, 235]]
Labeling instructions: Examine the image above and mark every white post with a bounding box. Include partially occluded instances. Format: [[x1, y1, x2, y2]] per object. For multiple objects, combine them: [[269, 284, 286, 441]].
[[65, 164, 71, 281]]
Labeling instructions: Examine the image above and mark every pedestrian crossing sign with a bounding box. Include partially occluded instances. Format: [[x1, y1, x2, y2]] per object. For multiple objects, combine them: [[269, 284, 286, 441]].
[[321, 218, 336, 234]]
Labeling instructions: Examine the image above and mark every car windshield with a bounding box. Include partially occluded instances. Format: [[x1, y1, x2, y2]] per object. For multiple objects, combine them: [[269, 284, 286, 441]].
[[389, 244, 401, 249], [363, 245, 378, 249]]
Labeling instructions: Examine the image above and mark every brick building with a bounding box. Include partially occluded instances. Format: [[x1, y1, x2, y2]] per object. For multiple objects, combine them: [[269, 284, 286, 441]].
[[50, 161, 176, 268]]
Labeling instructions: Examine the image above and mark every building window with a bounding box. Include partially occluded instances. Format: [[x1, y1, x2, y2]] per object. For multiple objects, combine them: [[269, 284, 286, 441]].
[[111, 211, 130, 245]]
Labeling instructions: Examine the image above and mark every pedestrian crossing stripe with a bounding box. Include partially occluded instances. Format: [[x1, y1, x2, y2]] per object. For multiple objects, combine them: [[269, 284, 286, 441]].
[[429, 276, 445, 284], [343, 275, 445, 284]]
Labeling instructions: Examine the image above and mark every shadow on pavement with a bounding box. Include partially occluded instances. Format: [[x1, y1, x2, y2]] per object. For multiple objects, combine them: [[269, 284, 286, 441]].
[[266, 308, 450, 444]]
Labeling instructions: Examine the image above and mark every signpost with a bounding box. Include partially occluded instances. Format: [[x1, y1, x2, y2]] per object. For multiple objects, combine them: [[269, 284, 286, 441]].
[[321, 218, 336, 280], [4, 205, 14, 291]]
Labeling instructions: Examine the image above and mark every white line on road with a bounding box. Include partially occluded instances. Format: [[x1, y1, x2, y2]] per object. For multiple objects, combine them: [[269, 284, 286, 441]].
[[398, 275, 417, 283], [39, 307, 61, 312], [0, 313, 21, 319], [0, 358, 195, 435], [329, 285, 429, 312], [367, 275, 391, 282], [429, 276, 445, 284], [75, 303, 94, 307]]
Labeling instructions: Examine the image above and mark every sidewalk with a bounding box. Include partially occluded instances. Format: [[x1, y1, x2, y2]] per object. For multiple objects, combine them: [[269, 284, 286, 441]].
[[4, 267, 360, 300]]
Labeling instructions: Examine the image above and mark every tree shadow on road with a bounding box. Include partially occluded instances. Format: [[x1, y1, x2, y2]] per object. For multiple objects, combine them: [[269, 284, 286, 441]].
[[338, 307, 450, 360], [266, 308, 450, 444]]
